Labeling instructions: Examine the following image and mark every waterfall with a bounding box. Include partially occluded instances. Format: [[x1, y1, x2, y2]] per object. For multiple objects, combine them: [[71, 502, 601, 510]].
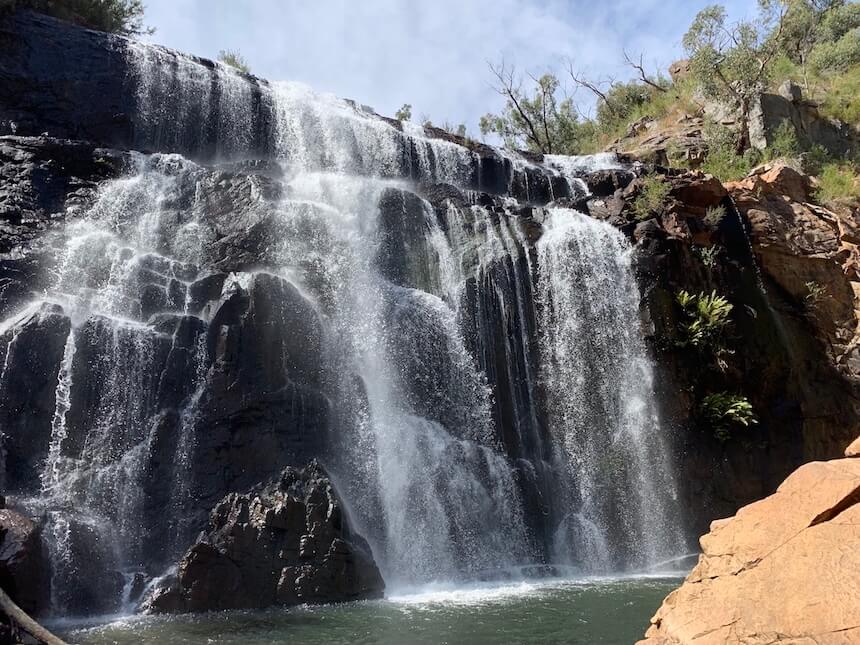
[[0, 39, 689, 616], [536, 208, 686, 570], [42, 330, 76, 495]]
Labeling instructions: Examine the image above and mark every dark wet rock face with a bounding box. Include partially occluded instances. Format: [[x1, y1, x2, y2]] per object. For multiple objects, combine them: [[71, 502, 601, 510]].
[[0, 11, 135, 146], [0, 136, 127, 317], [145, 461, 384, 613], [581, 169, 635, 198], [0, 303, 70, 492], [0, 508, 50, 616]]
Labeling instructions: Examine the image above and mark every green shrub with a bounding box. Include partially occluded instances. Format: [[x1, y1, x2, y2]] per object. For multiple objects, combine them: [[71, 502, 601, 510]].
[[394, 104, 412, 122], [819, 2, 860, 43], [810, 31, 860, 73], [676, 290, 734, 368], [700, 392, 757, 442], [804, 280, 830, 309], [5, 0, 151, 35], [700, 121, 760, 181], [594, 79, 675, 141], [701, 145, 758, 182], [816, 163, 860, 202], [631, 175, 671, 221], [767, 119, 801, 160], [769, 54, 802, 86], [802, 144, 832, 175], [218, 50, 250, 74], [817, 63, 860, 126]]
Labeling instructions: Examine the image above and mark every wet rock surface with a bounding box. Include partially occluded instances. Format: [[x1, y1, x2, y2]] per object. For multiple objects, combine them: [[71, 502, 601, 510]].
[[0, 303, 70, 491], [0, 136, 127, 316], [144, 461, 384, 613], [2, 6, 860, 624], [0, 508, 50, 616], [728, 162, 860, 378]]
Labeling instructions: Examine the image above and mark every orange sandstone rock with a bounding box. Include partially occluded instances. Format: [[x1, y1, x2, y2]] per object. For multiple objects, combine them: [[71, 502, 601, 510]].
[[639, 456, 860, 644]]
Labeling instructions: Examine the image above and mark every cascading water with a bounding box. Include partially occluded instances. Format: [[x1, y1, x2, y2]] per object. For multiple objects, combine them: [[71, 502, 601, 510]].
[[0, 36, 689, 616], [536, 208, 686, 570]]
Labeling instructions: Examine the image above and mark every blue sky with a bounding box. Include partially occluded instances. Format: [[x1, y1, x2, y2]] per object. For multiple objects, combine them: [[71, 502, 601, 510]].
[[141, 0, 753, 135]]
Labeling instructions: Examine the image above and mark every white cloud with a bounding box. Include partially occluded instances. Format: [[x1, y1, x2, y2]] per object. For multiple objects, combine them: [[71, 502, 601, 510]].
[[142, 0, 752, 136]]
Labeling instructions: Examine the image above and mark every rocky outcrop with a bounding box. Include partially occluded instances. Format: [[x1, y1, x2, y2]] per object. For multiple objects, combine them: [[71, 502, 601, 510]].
[[612, 165, 860, 532], [607, 115, 707, 168], [144, 461, 384, 613], [750, 81, 860, 157], [0, 11, 135, 146], [0, 507, 50, 616], [668, 59, 691, 83], [639, 437, 860, 645], [728, 162, 860, 379], [1, 6, 858, 620]]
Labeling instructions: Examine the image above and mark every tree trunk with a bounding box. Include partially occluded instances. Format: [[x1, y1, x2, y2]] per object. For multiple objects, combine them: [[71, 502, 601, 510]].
[[736, 97, 752, 154], [0, 587, 67, 645]]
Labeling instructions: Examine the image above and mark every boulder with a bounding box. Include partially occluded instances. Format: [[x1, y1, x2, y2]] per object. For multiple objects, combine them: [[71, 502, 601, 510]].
[[668, 60, 691, 82], [144, 460, 384, 613], [192, 272, 331, 516], [667, 172, 727, 211], [581, 169, 635, 197], [750, 86, 860, 157], [639, 456, 860, 644], [0, 509, 49, 616]]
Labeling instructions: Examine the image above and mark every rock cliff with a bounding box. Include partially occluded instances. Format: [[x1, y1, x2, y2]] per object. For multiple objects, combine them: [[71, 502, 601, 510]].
[[639, 435, 860, 645], [577, 161, 860, 533], [1, 7, 859, 622]]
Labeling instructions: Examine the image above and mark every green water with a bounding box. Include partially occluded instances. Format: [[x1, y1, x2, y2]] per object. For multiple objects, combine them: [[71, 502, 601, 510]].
[[58, 577, 678, 645]]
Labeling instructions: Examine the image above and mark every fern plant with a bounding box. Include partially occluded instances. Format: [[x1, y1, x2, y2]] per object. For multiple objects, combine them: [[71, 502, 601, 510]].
[[695, 245, 720, 270], [804, 281, 829, 309], [704, 205, 726, 227], [700, 392, 757, 442], [676, 290, 734, 367]]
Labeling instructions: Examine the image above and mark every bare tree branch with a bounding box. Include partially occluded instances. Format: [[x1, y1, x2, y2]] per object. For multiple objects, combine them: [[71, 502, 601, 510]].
[[713, 63, 740, 100], [565, 60, 614, 113], [755, 4, 787, 81], [623, 50, 668, 92]]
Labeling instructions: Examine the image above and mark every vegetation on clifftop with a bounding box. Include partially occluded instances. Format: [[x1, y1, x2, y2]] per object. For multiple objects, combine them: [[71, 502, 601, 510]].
[[218, 49, 251, 75], [1, 0, 152, 35], [480, 0, 860, 202]]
